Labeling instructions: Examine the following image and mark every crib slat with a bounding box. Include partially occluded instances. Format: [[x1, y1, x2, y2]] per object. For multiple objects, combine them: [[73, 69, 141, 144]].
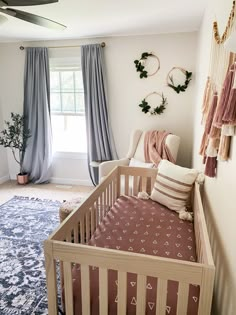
[[86, 211, 90, 243], [106, 186, 109, 209], [118, 271, 127, 315], [136, 274, 146, 314], [107, 185, 110, 209], [141, 177, 147, 192], [103, 188, 106, 210], [63, 262, 74, 315], [177, 282, 189, 315], [81, 264, 90, 315], [111, 182, 114, 206], [112, 180, 116, 204], [107, 185, 110, 207], [105, 188, 108, 213], [156, 279, 167, 315], [125, 175, 129, 195], [66, 231, 72, 243], [109, 183, 112, 207], [74, 224, 79, 243], [94, 201, 98, 227], [98, 195, 102, 223], [91, 207, 95, 234], [133, 176, 138, 196], [99, 268, 108, 315], [80, 218, 85, 244], [102, 192, 105, 218], [112, 178, 118, 205], [117, 175, 120, 197], [94, 201, 97, 227]]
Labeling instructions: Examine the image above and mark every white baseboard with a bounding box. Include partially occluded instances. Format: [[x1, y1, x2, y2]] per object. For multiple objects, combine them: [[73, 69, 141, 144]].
[[0, 174, 10, 184], [50, 177, 93, 187]]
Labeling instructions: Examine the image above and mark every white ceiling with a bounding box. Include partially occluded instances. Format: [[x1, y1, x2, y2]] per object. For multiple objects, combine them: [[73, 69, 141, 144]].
[[0, 0, 207, 42]]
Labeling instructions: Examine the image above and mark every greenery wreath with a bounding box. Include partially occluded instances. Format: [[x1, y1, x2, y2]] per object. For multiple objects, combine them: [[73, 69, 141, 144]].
[[134, 52, 160, 79], [167, 67, 192, 93], [139, 92, 167, 116]]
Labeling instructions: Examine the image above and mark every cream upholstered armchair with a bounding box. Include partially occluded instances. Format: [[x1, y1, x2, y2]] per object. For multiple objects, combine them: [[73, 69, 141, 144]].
[[99, 129, 180, 183]]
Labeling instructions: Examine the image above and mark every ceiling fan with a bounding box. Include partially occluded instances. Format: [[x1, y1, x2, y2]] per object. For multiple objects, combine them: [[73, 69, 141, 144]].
[[0, 0, 66, 30]]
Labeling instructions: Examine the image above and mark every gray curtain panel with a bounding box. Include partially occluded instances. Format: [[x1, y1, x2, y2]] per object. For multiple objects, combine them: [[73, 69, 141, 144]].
[[81, 44, 117, 185], [22, 47, 52, 183]]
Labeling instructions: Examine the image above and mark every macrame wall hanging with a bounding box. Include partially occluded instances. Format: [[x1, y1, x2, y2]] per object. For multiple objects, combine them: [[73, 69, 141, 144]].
[[199, 0, 236, 177]]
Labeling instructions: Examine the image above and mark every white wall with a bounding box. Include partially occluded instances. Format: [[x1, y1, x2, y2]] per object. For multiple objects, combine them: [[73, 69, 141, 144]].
[[0, 32, 197, 184], [0, 45, 25, 182], [0, 44, 9, 183], [0, 99, 9, 183], [0, 42, 92, 185], [105, 33, 197, 167], [193, 1, 236, 314]]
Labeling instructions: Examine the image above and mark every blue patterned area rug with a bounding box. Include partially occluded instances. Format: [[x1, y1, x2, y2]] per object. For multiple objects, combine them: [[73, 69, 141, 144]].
[[0, 196, 61, 315]]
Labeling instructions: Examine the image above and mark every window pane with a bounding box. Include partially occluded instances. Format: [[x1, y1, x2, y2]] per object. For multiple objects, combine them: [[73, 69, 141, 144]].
[[51, 93, 61, 112], [50, 71, 60, 91], [62, 93, 75, 112], [61, 71, 74, 91], [75, 71, 84, 91], [50, 67, 86, 153], [75, 93, 85, 113], [51, 115, 87, 153]]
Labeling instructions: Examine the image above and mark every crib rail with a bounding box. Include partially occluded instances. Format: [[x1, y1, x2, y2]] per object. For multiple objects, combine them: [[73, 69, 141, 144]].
[[44, 166, 215, 315], [193, 183, 214, 266], [50, 166, 119, 243], [45, 241, 207, 315], [49, 166, 157, 243]]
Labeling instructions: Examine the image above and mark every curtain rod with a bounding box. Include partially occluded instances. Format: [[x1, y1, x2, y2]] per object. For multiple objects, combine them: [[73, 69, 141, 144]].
[[19, 42, 106, 50]]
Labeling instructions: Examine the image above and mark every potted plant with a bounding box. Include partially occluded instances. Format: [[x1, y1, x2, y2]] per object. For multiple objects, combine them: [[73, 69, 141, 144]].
[[0, 112, 31, 184]]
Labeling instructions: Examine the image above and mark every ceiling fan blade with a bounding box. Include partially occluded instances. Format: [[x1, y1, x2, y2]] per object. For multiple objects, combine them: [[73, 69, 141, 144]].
[[0, 7, 66, 30], [0, 0, 58, 6]]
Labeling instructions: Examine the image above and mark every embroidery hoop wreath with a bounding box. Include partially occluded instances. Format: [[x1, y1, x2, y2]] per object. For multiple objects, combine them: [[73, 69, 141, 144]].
[[134, 52, 160, 79], [139, 92, 167, 116], [167, 67, 192, 93]]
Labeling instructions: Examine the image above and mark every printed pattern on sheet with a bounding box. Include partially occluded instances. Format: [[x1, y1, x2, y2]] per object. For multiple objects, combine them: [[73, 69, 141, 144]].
[[71, 196, 200, 315]]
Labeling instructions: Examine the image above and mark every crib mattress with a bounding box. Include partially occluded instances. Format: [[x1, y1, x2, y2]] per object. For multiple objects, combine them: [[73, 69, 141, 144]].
[[69, 196, 200, 315]]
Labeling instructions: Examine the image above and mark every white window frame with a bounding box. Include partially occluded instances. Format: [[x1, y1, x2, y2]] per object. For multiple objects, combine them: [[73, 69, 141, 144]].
[[50, 66, 85, 116], [50, 64, 87, 155]]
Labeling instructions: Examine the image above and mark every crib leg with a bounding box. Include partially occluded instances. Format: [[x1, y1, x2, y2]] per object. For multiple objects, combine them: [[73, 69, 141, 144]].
[[44, 240, 58, 315]]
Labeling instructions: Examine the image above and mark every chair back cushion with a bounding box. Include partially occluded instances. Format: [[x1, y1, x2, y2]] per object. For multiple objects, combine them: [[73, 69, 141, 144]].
[[133, 132, 180, 163], [133, 133, 146, 161], [129, 158, 154, 168]]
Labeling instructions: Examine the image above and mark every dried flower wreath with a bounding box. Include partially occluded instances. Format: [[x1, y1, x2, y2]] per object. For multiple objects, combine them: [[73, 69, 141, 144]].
[[134, 52, 160, 79], [139, 92, 167, 115], [167, 67, 192, 93]]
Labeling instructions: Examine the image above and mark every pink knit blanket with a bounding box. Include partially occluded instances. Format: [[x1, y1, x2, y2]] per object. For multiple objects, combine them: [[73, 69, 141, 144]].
[[144, 130, 175, 166]]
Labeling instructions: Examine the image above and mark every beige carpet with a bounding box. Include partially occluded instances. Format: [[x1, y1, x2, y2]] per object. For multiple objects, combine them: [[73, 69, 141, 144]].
[[0, 180, 94, 205]]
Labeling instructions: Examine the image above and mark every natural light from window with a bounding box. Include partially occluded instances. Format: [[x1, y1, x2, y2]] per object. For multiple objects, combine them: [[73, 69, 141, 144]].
[[50, 67, 87, 153]]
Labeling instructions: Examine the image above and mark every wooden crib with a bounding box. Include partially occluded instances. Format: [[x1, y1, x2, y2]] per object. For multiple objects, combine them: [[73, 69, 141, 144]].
[[44, 166, 215, 315]]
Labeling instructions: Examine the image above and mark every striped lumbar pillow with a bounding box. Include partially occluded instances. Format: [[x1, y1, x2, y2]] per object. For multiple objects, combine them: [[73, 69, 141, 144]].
[[150, 160, 198, 212]]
